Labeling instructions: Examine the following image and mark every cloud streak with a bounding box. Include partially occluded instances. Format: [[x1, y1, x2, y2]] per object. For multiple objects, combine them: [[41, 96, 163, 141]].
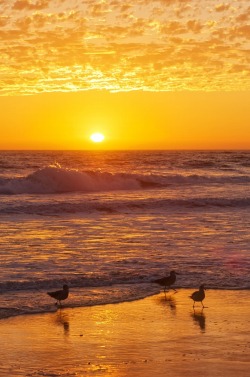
[[0, 0, 249, 95]]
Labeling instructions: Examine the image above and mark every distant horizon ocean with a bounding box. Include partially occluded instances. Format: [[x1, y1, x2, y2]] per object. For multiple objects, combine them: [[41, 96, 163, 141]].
[[0, 150, 249, 319]]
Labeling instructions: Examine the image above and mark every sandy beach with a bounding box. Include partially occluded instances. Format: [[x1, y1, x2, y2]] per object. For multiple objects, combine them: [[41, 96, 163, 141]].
[[0, 289, 249, 377]]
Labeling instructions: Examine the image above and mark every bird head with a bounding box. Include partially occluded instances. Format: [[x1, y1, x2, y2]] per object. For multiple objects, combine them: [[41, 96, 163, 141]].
[[63, 284, 69, 291], [200, 285, 206, 290]]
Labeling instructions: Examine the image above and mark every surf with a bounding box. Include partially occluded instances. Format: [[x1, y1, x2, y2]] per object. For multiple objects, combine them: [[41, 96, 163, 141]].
[[0, 163, 250, 195]]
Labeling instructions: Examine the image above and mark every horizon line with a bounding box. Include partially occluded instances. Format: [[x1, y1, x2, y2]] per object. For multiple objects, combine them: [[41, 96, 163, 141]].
[[0, 148, 249, 152]]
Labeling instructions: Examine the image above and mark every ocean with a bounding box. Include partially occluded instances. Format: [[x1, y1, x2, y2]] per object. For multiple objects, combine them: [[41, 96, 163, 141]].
[[0, 150, 249, 319]]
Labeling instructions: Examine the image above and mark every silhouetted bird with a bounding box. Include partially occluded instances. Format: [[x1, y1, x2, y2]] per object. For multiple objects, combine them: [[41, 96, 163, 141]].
[[47, 284, 69, 306], [190, 285, 206, 308], [152, 270, 178, 292]]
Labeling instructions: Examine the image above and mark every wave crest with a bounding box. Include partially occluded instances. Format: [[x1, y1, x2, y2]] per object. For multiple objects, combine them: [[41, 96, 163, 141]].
[[0, 164, 249, 195], [0, 164, 144, 194]]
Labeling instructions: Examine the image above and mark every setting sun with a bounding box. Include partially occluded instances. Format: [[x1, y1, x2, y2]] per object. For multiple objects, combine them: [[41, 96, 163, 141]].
[[90, 132, 105, 143]]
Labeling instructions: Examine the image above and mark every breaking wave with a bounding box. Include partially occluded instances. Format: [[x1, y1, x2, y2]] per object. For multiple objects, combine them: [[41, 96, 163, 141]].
[[0, 164, 249, 195]]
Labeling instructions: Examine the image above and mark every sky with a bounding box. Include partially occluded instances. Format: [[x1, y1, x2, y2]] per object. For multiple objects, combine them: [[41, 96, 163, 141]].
[[0, 0, 249, 150]]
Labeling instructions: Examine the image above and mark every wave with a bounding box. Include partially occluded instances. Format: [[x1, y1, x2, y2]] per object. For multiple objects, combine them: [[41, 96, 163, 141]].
[[1, 270, 249, 294], [0, 164, 148, 194], [0, 164, 250, 195], [1, 265, 249, 319], [0, 287, 159, 320], [1, 196, 250, 215], [0, 272, 150, 293], [0, 273, 249, 320]]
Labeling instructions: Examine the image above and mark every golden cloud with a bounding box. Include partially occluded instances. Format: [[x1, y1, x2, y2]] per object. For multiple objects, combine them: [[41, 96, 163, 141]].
[[0, 0, 249, 95]]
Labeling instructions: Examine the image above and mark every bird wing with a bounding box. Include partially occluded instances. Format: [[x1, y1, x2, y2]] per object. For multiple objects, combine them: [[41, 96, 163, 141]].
[[190, 291, 198, 300], [47, 289, 61, 298], [153, 277, 165, 284]]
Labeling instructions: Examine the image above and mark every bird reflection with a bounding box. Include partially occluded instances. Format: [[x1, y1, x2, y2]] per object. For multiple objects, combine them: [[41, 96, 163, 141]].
[[191, 310, 206, 332], [54, 310, 70, 335], [157, 294, 177, 315]]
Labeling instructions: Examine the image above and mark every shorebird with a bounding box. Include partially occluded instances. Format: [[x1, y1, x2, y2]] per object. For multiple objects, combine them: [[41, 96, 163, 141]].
[[47, 284, 69, 306], [152, 270, 178, 292], [190, 285, 206, 308]]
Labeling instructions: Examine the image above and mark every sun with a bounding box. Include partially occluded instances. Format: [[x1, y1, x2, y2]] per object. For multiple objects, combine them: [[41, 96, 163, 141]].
[[90, 132, 105, 143]]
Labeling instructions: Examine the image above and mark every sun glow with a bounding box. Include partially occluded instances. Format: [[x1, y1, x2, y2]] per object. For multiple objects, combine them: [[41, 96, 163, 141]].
[[90, 132, 105, 143]]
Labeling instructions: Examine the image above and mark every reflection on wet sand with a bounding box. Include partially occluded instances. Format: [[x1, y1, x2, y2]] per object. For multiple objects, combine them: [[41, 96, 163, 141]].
[[191, 309, 206, 332], [156, 294, 177, 315], [0, 291, 249, 377], [53, 310, 70, 335]]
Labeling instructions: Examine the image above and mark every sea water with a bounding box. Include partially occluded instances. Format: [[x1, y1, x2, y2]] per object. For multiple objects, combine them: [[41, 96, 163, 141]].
[[0, 150, 249, 319]]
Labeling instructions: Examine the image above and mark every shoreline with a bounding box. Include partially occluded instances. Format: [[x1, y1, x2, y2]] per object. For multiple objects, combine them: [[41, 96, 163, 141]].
[[0, 289, 249, 377]]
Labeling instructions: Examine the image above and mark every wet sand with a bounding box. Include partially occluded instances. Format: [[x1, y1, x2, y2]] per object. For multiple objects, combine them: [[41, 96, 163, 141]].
[[0, 289, 249, 377]]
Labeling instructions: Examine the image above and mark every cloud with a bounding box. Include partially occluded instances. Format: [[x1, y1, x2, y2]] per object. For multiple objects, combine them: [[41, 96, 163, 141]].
[[186, 20, 203, 33], [12, 0, 49, 11], [215, 3, 231, 12], [236, 9, 250, 23], [0, 0, 249, 95]]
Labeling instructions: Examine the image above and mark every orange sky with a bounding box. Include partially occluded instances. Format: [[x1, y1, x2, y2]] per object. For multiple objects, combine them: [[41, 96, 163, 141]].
[[0, 0, 249, 150]]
